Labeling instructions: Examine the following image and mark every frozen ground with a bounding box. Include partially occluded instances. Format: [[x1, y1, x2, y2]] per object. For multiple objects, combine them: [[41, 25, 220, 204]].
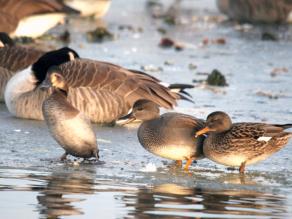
[[1, 0, 292, 218]]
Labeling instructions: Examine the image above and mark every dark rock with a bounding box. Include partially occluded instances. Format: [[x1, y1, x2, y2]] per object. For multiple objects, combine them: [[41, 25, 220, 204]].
[[261, 32, 278, 41], [13, 36, 34, 44], [206, 69, 228, 86], [86, 27, 114, 43], [159, 37, 174, 48]]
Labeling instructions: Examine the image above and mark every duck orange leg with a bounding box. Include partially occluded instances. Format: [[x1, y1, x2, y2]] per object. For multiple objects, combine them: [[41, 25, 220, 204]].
[[184, 158, 194, 171], [176, 160, 182, 168], [239, 161, 246, 174]]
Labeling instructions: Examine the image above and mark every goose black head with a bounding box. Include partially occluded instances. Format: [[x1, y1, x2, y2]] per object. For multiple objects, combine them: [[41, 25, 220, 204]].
[[196, 111, 232, 137], [32, 47, 79, 85], [0, 32, 14, 47]]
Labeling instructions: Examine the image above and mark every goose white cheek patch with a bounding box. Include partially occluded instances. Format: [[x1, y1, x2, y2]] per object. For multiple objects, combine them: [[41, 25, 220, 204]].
[[257, 136, 272, 142]]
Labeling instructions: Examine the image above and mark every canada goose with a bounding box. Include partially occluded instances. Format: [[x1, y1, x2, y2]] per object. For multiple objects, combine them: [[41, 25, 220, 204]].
[[0, 0, 79, 37], [41, 66, 99, 160], [118, 100, 205, 171], [196, 111, 292, 173], [5, 47, 194, 124], [0, 32, 14, 47], [63, 0, 111, 18], [217, 0, 292, 23], [0, 32, 45, 101]]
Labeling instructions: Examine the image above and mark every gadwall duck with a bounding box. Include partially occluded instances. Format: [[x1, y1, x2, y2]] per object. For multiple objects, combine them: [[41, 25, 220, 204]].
[[118, 100, 205, 170], [196, 111, 292, 173], [41, 66, 99, 161]]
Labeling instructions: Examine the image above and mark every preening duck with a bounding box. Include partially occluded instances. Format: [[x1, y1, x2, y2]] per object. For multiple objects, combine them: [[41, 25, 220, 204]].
[[118, 100, 205, 171], [0, 0, 79, 37], [5, 47, 194, 124], [196, 111, 292, 173], [41, 66, 99, 160], [0, 32, 45, 101]]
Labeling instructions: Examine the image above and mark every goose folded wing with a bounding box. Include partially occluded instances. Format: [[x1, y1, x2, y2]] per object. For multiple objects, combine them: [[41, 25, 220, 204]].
[[59, 59, 180, 109], [0, 46, 44, 72], [0, 0, 79, 19], [0, 12, 18, 33]]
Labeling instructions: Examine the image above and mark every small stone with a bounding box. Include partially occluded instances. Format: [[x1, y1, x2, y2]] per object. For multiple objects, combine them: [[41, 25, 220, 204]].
[[206, 69, 228, 86], [215, 37, 226, 45], [141, 65, 163, 72], [261, 32, 278, 41], [188, 63, 197, 70], [13, 36, 34, 44], [174, 43, 184, 51], [164, 16, 176, 25], [86, 27, 114, 43], [159, 37, 174, 48], [59, 30, 70, 43], [157, 27, 167, 34], [164, 60, 174, 66]]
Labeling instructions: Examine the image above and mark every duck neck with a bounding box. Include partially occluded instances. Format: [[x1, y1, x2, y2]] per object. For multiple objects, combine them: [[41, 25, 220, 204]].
[[53, 87, 68, 97]]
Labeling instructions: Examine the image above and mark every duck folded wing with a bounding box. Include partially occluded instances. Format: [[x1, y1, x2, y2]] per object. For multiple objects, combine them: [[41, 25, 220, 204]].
[[59, 59, 180, 109], [0, 46, 44, 72], [161, 113, 205, 130], [230, 123, 292, 140], [262, 124, 292, 137], [0, 0, 79, 19]]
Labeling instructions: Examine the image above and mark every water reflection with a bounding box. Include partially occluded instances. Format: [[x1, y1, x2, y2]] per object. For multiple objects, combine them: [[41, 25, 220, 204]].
[[122, 183, 287, 218], [36, 166, 96, 218], [0, 168, 289, 219]]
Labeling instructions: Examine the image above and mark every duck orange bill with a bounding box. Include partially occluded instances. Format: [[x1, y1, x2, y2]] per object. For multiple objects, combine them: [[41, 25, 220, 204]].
[[195, 127, 211, 137]]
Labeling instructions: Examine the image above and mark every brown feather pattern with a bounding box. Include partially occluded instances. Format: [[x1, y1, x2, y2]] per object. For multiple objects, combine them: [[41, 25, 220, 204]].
[[0, 0, 78, 33], [204, 122, 292, 166], [0, 46, 44, 72], [59, 59, 180, 109], [138, 112, 206, 160]]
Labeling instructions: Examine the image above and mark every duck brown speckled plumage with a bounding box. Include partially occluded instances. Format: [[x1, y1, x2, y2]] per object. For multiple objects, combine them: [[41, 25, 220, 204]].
[[118, 100, 205, 170], [196, 111, 292, 173]]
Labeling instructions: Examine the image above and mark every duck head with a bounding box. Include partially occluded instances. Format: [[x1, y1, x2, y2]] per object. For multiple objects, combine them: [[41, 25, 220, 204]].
[[117, 100, 160, 125], [40, 66, 68, 94], [196, 111, 232, 137], [32, 47, 79, 86]]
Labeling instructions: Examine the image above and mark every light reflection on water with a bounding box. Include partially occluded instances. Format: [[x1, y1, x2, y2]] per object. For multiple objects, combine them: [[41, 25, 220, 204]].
[[0, 168, 288, 219]]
